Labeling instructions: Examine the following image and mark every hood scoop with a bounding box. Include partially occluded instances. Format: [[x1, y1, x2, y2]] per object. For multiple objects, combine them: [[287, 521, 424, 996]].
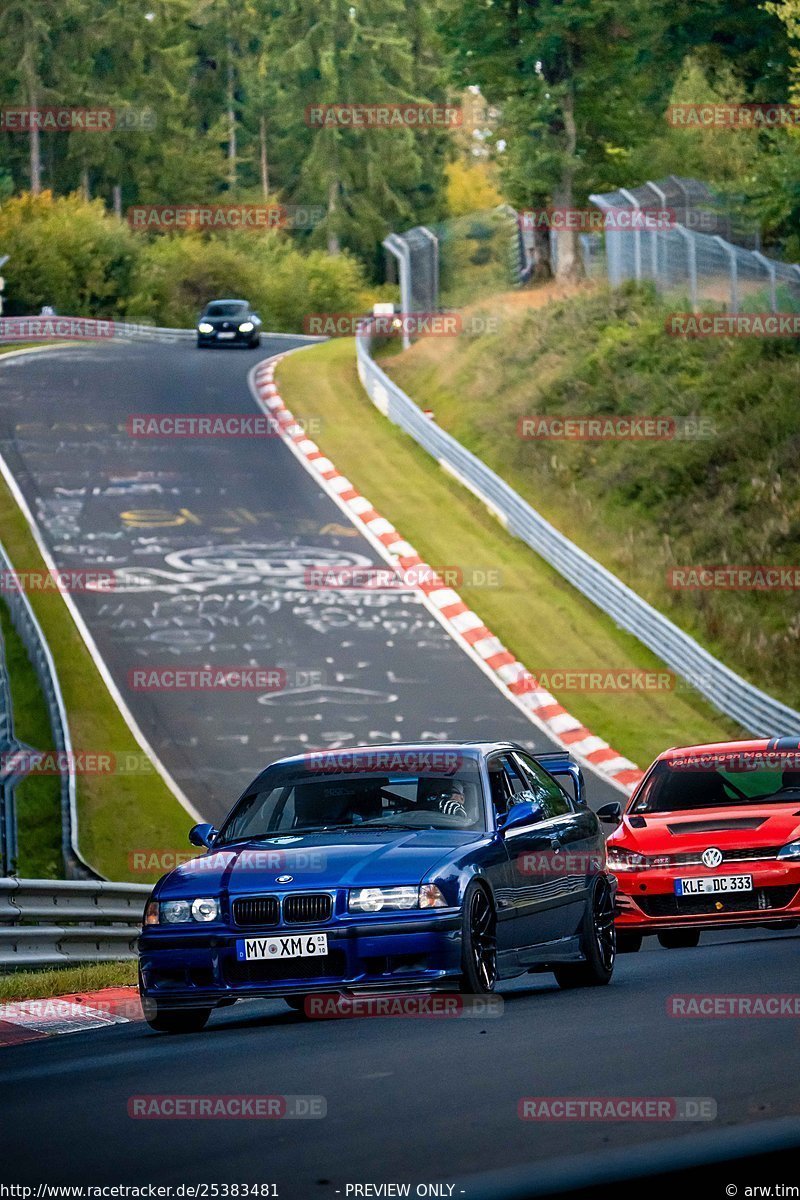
[[666, 817, 766, 835]]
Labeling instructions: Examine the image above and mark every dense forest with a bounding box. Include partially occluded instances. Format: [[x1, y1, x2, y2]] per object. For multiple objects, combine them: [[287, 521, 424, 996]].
[[2, 0, 800, 283]]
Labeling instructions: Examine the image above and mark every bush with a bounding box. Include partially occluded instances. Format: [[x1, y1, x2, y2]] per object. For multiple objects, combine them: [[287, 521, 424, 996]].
[[126, 231, 370, 331], [0, 191, 138, 317]]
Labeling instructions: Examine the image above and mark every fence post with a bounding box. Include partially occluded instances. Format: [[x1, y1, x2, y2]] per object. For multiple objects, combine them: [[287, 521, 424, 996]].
[[382, 234, 412, 351], [620, 188, 642, 281], [419, 226, 439, 310], [675, 226, 698, 312], [713, 235, 739, 314], [753, 251, 778, 313]]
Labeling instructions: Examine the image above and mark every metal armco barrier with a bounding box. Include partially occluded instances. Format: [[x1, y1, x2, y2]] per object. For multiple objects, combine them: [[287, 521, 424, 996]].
[[0, 540, 100, 880], [355, 325, 800, 737], [0, 877, 150, 967]]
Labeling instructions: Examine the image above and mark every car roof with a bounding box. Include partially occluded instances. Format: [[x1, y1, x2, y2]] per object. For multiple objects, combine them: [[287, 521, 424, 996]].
[[263, 740, 569, 771], [204, 298, 249, 306], [658, 736, 799, 762]]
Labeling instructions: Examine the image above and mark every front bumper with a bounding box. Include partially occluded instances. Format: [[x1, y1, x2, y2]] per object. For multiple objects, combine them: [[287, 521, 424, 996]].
[[613, 862, 800, 932], [139, 911, 462, 1008], [197, 329, 255, 346]]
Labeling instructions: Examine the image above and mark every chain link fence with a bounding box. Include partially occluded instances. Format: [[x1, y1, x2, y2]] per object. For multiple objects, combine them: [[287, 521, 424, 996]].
[[589, 176, 800, 312], [384, 207, 524, 345]]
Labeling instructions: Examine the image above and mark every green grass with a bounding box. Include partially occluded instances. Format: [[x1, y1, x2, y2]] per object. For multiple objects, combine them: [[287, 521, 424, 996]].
[[0, 465, 196, 882], [0, 602, 62, 878], [384, 282, 800, 712], [276, 338, 738, 770], [0, 960, 137, 1000]]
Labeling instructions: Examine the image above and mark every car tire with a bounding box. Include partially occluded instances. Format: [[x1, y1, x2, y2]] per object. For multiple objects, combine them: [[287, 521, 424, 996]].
[[616, 931, 643, 953], [458, 883, 497, 994], [657, 929, 700, 949], [553, 875, 616, 989]]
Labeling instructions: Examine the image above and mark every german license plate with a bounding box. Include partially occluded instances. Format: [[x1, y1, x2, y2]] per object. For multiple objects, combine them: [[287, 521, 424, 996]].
[[675, 875, 753, 896], [217, 331, 236, 339], [236, 932, 328, 961]]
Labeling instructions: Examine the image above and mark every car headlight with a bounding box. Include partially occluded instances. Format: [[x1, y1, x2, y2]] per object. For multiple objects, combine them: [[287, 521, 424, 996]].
[[238, 321, 254, 332], [198, 322, 214, 333], [348, 885, 447, 913], [778, 840, 800, 861], [158, 897, 219, 925], [607, 846, 648, 872]]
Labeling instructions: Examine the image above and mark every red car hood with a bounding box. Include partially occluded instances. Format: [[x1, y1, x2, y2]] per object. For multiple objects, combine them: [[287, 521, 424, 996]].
[[610, 803, 800, 853]]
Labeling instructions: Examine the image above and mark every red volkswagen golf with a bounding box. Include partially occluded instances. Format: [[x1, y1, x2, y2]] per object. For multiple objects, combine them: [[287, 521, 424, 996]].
[[604, 737, 800, 951]]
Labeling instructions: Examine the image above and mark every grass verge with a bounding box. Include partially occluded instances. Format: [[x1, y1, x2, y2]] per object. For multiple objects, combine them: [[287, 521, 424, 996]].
[[0, 411, 195, 883], [276, 338, 739, 770], [384, 282, 800, 711], [0, 960, 137, 1001], [0, 602, 62, 878]]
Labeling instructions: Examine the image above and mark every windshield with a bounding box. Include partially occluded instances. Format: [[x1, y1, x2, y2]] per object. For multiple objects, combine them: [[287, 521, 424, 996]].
[[204, 302, 248, 317], [219, 761, 485, 840], [631, 753, 800, 814]]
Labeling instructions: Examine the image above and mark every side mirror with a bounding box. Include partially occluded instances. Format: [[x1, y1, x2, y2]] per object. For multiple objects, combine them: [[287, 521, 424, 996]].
[[189, 822, 218, 848], [596, 802, 623, 827], [500, 796, 544, 833]]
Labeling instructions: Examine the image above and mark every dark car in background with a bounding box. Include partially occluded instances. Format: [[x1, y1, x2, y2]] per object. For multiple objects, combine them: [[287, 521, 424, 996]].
[[138, 741, 616, 1032], [196, 299, 262, 348]]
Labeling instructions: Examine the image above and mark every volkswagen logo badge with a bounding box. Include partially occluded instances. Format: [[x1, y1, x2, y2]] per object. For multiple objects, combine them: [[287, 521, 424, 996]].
[[701, 847, 723, 869], [276, 874, 293, 883]]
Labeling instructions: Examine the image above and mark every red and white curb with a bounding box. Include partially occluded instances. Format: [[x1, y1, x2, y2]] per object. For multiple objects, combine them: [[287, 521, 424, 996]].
[[250, 355, 644, 795], [0, 987, 142, 1047]]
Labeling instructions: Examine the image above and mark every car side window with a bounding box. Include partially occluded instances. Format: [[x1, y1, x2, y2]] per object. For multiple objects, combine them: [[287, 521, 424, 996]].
[[513, 752, 572, 817], [487, 755, 518, 817]]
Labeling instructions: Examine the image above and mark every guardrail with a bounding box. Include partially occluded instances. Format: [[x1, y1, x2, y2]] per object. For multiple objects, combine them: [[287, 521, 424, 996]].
[[0, 877, 150, 967], [0, 540, 101, 880], [355, 324, 800, 738]]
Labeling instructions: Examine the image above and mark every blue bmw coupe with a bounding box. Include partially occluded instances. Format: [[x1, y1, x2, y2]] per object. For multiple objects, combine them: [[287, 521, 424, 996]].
[[138, 742, 617, 1031]]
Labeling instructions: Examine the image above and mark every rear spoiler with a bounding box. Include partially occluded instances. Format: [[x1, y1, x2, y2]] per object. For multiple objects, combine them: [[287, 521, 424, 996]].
[[533, 750, 586, 806]]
